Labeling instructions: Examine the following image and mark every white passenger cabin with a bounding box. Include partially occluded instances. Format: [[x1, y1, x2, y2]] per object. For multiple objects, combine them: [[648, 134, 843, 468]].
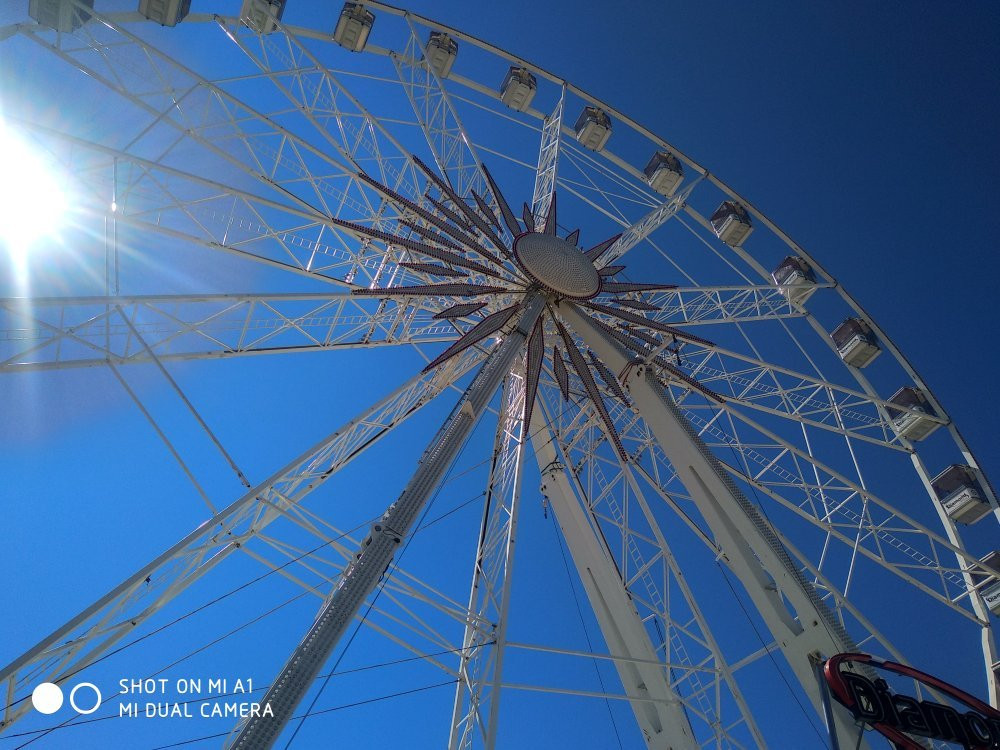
[[426, 32, 458, 78], [887, 386, 940, 441], [976, 551, 1000, 615], [139, 0, 190, 25], [333, 3, 374, 52], [29, 0, 93, 32], [772, 256, 817, 304], [831, 318, 881, 368], [889, 386, 941, 440], [710, 201, 753, 247], [241, 0, 285, 34], [644, 151, 684, 197], [500, 67, 537, 111], [932, 464, 991, 525], [574, 107, 611, 151]]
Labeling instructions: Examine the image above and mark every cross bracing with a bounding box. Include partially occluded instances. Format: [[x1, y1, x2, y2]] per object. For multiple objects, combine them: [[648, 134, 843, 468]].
[[1, 4, 997, 748]]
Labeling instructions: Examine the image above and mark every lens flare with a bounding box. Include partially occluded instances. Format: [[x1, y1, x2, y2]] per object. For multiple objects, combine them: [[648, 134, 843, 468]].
[[0, 124, 68, 276]]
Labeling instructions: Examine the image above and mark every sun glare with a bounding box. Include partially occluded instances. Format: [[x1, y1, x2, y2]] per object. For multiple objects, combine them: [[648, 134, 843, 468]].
[[0, 124, 68, 275]]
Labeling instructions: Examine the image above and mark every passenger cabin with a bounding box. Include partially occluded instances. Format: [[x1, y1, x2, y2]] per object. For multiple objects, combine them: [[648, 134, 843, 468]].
[[831, 318, 881, 368], [772, 256, 817, 304], [139, 0, 190, 26], [241, 0, 285, 33], [333, 2, 374, 52], [887, 386, 940, 441], [575, 107, 612, 151], [644, 151, 684, 197], [975, 551, 1000, 616], [500, 67, 537, 111], [29, 0, 93, 32], [931, 464, 992, 525], [426, 32, 458, 78], [710, 201, 753, 247]]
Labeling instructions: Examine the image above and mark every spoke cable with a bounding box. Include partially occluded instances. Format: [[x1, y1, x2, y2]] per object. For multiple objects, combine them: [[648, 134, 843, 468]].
[[4, 374, 576, 747], [148, 680, 460, 750], [280, 400, 484, 748], [716, 564, 827, 745], [1, 644, 490, 743], [548, 511, 626, 750]]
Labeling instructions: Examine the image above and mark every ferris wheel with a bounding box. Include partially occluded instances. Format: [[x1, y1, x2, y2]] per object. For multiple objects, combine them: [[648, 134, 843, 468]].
[[1, 1, 998, 748]]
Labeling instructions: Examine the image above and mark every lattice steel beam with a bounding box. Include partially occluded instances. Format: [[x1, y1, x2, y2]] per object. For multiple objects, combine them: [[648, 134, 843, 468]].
[[0, 343, 485, 730], [0, 293, 462, 372], [448, 365, 528, 749]]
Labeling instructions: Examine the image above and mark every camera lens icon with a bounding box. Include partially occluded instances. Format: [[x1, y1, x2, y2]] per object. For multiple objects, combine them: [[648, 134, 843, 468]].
[[31, 682, 102, 715], [31, 683, 63, 714]]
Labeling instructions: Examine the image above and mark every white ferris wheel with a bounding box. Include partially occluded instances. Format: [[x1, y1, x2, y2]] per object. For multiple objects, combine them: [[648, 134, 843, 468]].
[[0, 1, 998, 748]]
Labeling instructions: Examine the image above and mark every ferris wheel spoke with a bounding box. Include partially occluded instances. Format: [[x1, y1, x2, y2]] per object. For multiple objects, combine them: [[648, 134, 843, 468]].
[[222, 298, 543, 748], [247, 496, 482, 647], [390, 17, 498, 216], [557, 147, 655, 229], [618, 388, 991, 624], [598, 174, 707, 268], [529, 86, 564, 226], [449, 366, 528, 750], [214, 18, 430, 208], [5, 122, 412, 287], [529, 396, 703, 750], [631, 284, 805, 326], [16, 12, 422, 261], [0, 293, 463, 372], [215, 20, 410, 192], [233, 536, 466, 671], [586, 309, 940, 447], [557, 301, 868, 744], [247, 535, 469, 659], [675, 400, 992, 620], [203, 19, 528, 288], [536, 384, 769, 748], [212, 24, 426, 245], [0, 344, 484, 730], [611, 394, 996, 677]]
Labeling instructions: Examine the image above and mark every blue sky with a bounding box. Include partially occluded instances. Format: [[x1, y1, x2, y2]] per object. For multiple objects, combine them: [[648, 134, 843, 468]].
[[1, 1, 999, 748]]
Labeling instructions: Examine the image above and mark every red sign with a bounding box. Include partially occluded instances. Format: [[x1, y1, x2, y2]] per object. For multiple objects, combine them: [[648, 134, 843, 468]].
[[824, 653, 1000, 749]]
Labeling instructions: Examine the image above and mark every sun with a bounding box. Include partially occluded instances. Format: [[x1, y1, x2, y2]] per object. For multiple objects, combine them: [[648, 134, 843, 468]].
[[0, 123, 69, 275]]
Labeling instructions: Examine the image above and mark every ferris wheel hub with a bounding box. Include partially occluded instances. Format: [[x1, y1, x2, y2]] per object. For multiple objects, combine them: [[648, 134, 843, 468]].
[[513, 231, 601, 299]]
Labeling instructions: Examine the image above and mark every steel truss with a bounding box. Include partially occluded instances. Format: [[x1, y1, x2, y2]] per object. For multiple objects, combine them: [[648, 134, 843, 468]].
[[448, 363, 528, 749], [0, 343, 485, 729], [1, 4, 997, 749]]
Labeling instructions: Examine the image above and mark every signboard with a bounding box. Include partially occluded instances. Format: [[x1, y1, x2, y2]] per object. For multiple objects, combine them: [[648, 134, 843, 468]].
[[823, 653, 1000, 749]]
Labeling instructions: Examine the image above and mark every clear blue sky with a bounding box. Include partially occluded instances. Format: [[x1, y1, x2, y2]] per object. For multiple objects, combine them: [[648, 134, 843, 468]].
[[1, 1, 998, 748]]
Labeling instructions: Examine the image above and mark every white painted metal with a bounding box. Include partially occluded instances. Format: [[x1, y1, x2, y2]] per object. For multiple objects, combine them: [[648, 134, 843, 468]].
[[539, 388, 771, 746], [446, 364, 528, 749], [558, 301, 868, 745], [0, 345, 486, 729], [532, 87, 564, 227], [2, 4, 997, 746], [226, 298, 544, 749], [530, 407, 699, 750]]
